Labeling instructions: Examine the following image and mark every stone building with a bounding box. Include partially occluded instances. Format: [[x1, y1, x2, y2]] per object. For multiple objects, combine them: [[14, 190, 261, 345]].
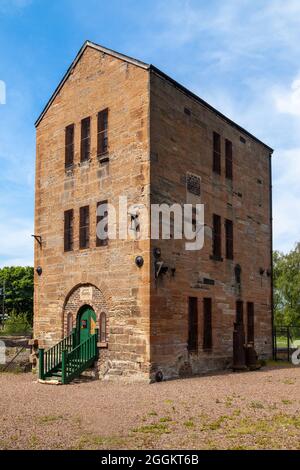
[[34, 41, 273, 382]]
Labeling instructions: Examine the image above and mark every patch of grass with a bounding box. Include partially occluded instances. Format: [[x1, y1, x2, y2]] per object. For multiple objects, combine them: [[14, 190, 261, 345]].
[[282, 378, 296, 385], [132, 423, 170, 435], [203, 415, 228, 431], [148, 411, 158, 417], [37, 414, 64, 425], [183, 420, 194, 428], [164, 399, 173, 405], [282, 399, 293, 405], [75, 434, 128, 450], [28, 434, 39, 449], [159, 416, 172, 423], [249, 400, 264, 410]]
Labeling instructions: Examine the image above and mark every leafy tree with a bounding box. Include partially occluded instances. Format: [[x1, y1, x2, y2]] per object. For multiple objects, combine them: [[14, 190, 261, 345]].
[[0, 266, 34, 323], [273, 244, 300, 326]]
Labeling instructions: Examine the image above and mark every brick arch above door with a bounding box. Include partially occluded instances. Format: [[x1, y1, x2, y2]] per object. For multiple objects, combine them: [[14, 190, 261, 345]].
[[62, 283, 108, 337]]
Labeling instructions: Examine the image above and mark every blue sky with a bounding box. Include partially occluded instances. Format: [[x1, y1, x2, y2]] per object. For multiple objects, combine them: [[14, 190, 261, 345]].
[[0, 0, 300, 266]]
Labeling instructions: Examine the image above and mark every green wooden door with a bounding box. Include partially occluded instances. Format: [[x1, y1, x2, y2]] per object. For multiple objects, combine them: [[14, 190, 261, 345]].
[[77, 306, 97, 344]]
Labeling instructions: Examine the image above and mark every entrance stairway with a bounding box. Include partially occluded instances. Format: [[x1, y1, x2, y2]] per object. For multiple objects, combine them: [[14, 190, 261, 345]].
[[38, 328, 98, 384]]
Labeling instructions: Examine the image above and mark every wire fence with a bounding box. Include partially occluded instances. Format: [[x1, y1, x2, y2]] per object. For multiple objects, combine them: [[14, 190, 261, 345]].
[[274, 326, 300, 362]]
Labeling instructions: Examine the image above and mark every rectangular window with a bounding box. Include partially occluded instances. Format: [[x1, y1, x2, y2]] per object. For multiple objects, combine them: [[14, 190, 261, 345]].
[[213, 131, 221, 174], [247, 302, 254, 344], [203, 298, 212, 350], [65, 124, 74, 168], [212, 214, 222, 260], [225, 219, 233, 260], [80, 117, 90, 162], [64, 209, 74, 252], [79, 205, 89, 249], [236, 300, 244, 324], [225, 139, 233, 179], [97, 109, 108, 156], [188, 297, 198, 352], [96, 200, 108, 247]]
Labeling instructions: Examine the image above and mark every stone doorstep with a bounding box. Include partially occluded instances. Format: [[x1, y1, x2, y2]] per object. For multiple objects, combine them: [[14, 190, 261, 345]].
[[38, 378, 61, 385]]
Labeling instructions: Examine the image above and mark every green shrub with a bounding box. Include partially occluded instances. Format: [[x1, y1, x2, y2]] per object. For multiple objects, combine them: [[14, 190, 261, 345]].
[[0, 312, 32, 335]]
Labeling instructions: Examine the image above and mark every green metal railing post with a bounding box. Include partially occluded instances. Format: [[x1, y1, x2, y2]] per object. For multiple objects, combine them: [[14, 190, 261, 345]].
[[61, 350, 67, 385], [95, 329, 99, 358], [72, 327, 77, 349], [39, 348, 45, 380]]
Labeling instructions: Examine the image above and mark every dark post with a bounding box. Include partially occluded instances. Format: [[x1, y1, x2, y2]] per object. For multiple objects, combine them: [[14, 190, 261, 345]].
[[62, 350, 67, 384], [287, 327, 290, 362], [39, 348, 44, 380]]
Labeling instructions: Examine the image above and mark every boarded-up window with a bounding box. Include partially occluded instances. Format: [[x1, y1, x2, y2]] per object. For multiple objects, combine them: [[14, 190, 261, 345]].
[[65, 124, 74, 168], [236, 300, 244, 324], [203, 298, 212, 350], [188, 297, 198, 352], [81, 117, 90, 162], [212, 214, 221, 259], [64, 209, 74, 252], [99, 312, 106, 343], [225, 219, 233, 260], [97, 109, 108, 156], [79, 206, 89, 249], [96, 200, 108, 247], [247, 302, 254, 344], [213, 131, 221, 174], [225, 139, 233, 179]]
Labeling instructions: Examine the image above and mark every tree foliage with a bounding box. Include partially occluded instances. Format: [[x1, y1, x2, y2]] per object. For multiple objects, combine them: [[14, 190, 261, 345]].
[[0, 266, 34, 322], [273, 244, 300, 326]]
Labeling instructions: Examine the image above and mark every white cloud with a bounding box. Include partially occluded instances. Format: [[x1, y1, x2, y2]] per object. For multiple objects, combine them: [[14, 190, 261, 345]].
[[274, 75, 300, 116]]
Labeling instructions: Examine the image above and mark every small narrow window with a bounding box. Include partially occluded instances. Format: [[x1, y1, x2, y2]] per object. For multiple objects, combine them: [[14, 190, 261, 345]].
[[79, 205, 89, 249], [203, 298, 212, 350], [81, 117, 91, 162], [67, 312, 73, 335], [96, 200, 108, 247], [247, 302, 254, 344], [236, 300, 244, 324], [188, 297, 198, 352], [212, 214, 221, 260], [97, 109, 108, 156], [65, 124, 74, 168], [213, 132, 221, 174], [99, 312, 107, 343], [64, 209, 74, 252], [225, 219, 233, 260], [225, 139, 233, 180]]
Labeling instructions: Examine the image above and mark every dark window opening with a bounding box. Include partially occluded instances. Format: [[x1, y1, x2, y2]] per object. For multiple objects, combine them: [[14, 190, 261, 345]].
[[212, 214, 222, 260], [96, 200, 108, 247], [225, 219, 233, 260], [213, 131, 221, 174], [247, 302, 254, 344], [188, 297, 198, 352], [97, 109, 108, 156], [65, 124, 74, 168], [236, 300, 244, 324], [64, 209, 74, 252], [203, 298, 212, 350], [81, 117, 91, 162], [99, 312, 107, 343], [225, 139, 233, 180], [79, 205, 89, 249]]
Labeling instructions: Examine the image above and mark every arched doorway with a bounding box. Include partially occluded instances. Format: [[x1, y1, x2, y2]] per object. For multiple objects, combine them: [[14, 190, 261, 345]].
[[76, 305, 97, 344]]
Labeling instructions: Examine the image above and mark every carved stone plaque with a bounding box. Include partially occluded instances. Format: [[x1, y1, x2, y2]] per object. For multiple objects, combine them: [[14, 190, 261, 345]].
[[80, 286, 93, 302]]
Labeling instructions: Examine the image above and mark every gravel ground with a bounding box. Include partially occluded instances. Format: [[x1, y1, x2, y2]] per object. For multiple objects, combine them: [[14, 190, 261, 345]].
[[1, 364, 300, 450]]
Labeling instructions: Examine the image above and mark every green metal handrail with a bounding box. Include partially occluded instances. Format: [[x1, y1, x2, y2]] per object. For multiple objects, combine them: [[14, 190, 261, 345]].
[[61, 330, 98, 384], [39, 328, 76, 380]]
